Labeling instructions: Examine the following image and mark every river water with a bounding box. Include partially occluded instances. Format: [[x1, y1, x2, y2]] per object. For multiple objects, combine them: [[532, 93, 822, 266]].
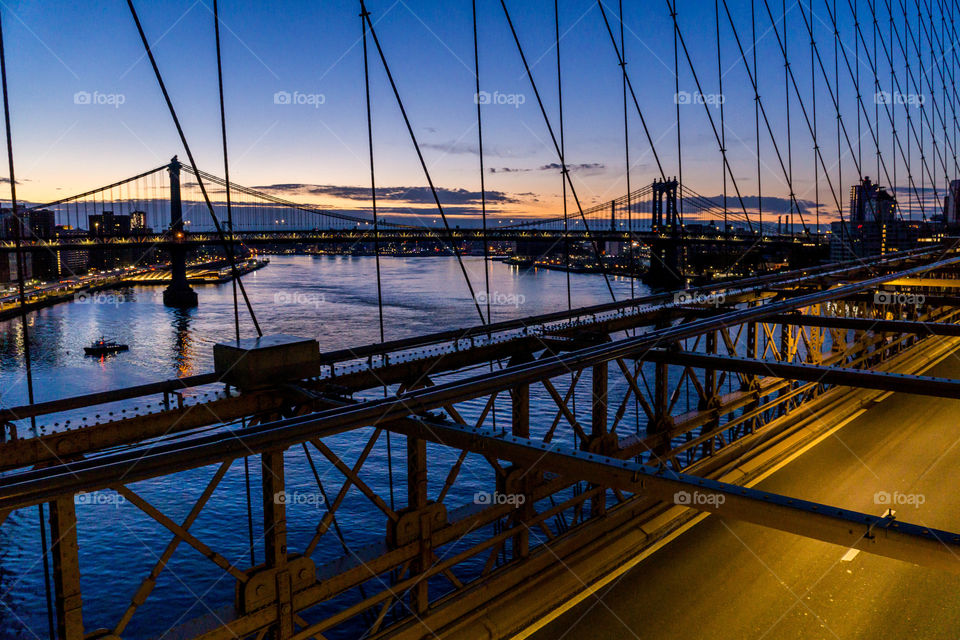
[[0, 256, 647, 639]]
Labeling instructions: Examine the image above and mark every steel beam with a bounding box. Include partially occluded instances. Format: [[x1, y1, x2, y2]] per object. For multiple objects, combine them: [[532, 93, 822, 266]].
[[381, 420, 960, 575], [641, 350, 960, 399], [769, 313, 960, 337]]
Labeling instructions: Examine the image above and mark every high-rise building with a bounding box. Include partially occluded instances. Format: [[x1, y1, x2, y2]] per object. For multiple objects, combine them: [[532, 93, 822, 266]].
[[943, 179, 960, 227], [849, 177, 896, 223]]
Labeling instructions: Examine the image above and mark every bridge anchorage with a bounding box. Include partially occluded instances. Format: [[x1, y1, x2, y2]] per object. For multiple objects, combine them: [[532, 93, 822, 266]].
[[5, 248, 960, 638]]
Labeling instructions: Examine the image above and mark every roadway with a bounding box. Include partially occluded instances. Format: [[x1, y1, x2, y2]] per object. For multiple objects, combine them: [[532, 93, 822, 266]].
[[536, 350, 960, 639]]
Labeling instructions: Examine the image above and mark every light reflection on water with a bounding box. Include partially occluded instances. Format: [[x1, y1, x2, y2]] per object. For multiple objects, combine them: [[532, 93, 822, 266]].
[[0, 256, 644, 638]]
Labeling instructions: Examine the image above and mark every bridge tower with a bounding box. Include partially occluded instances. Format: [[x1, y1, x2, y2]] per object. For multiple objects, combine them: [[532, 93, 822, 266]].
[[647, 178, 683, 289], [162, 156, 199, 308]]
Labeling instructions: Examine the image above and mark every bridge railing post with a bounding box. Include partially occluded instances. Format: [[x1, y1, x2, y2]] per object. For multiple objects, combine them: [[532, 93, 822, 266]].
[[406, 435, 429, 614], [50, 495, 84, 640], [509, 384, 531, 559], [261, 448, 293, 639], [589, 362, 609, 517]]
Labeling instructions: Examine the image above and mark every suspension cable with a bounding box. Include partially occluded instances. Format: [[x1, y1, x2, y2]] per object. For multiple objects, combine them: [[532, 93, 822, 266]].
[[126, 0, 262, 336]]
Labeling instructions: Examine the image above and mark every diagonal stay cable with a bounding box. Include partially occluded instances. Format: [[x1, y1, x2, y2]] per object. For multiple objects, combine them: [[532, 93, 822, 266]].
[[360, 0, 486, 325], [499, 0, 616, 302], [126, 0, 262, 336]]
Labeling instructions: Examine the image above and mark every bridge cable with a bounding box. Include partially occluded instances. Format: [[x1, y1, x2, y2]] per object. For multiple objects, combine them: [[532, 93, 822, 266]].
[[0, 8, 56, 638], [672, 0, 685, 233], [715, 0, 728, 235], [213, 0, 240, 346], [360, 4, 395, 512], [498, 0, 617, 302], [752, 0, 764, 234], [125, 0, 262, 336], [811, 0, 820, 241], [669, 1, 760, 234], [619, 0, 636, 300], [359, 1, 486, 325], [211, 0, 255, 568], [474, 0, 500, 435], [785, 0, 796, 236]]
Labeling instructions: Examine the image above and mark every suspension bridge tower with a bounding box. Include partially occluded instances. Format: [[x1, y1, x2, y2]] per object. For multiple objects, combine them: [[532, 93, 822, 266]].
[[647, 178, 683, 288], [162, 156, 199, 308]]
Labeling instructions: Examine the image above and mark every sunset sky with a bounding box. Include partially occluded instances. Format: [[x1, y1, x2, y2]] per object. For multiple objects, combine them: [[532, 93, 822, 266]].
[[0, 0, 951, 226]]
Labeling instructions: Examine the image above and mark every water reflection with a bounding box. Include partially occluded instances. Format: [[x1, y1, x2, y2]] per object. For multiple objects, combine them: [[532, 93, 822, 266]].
[[169, 307, 195, 377]]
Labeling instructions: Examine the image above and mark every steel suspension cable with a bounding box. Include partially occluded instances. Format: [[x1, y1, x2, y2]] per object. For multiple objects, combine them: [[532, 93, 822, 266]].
[[0, 8, 55, 638], [359, 1, 486, 324], [498, 0, 617, 301], [126, 0, 262, 336], [360, 4, 394, 511]]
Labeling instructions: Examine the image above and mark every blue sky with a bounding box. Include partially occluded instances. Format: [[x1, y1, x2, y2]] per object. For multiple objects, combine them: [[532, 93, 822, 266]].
[[0, 0, 953, 225]]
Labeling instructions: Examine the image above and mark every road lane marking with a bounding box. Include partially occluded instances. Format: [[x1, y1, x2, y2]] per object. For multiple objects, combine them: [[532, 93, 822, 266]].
[[841, 548, 860, 562]]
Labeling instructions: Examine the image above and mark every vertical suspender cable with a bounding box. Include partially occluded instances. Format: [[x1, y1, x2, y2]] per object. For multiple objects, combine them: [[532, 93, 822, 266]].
[[361, 4, 394, 511], [213, 0, 240, 345], [0, 8, 55, 638], [472, 0, 492, 327], [753, 0, 763, 235], [212, 0, 254, 564], [126, 0, 263, 336], [360, 1, 487, 324], [784, 0, 795, 235], [619, 0, 634, 292], [716, 0, 728, 234], [558, 0, 571, 313], [812, 0, 820, 238], [671, 0, 684, 228]]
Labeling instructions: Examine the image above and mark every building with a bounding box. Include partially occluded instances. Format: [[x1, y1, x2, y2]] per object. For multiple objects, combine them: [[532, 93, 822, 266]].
[[830, 179, 920, 261], [88, 211, 131, 237], [943, 179, 960, 228], [849, 176, 896, 224]]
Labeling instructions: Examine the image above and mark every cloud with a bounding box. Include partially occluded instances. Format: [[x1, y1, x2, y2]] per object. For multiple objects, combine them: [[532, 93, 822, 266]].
[[489, 162, 607, 175], [694, 194, 818, 216], [252, 183, 519, 205]]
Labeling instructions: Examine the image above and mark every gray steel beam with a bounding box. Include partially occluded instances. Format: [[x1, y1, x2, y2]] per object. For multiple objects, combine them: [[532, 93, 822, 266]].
[[641, 350, 960, 399], [372, 420, 960, 576], [769, 314, 960, 337]]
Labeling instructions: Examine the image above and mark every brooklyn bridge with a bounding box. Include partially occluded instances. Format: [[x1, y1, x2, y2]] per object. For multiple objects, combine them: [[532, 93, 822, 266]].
[[3, 1, 960, 639]]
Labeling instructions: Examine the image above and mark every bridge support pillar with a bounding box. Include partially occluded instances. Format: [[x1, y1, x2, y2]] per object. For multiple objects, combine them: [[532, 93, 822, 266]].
[[163, 157, 198, 309], [261, 449, 294, 639], [49, 496, 84, 640], [407, 435, 430, 614], [589, 362, 609, 517], [510, 383, 531, 559]]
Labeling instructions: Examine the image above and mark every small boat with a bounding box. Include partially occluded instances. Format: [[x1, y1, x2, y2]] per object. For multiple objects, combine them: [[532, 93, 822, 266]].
[[84, 337, 129, 356]]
